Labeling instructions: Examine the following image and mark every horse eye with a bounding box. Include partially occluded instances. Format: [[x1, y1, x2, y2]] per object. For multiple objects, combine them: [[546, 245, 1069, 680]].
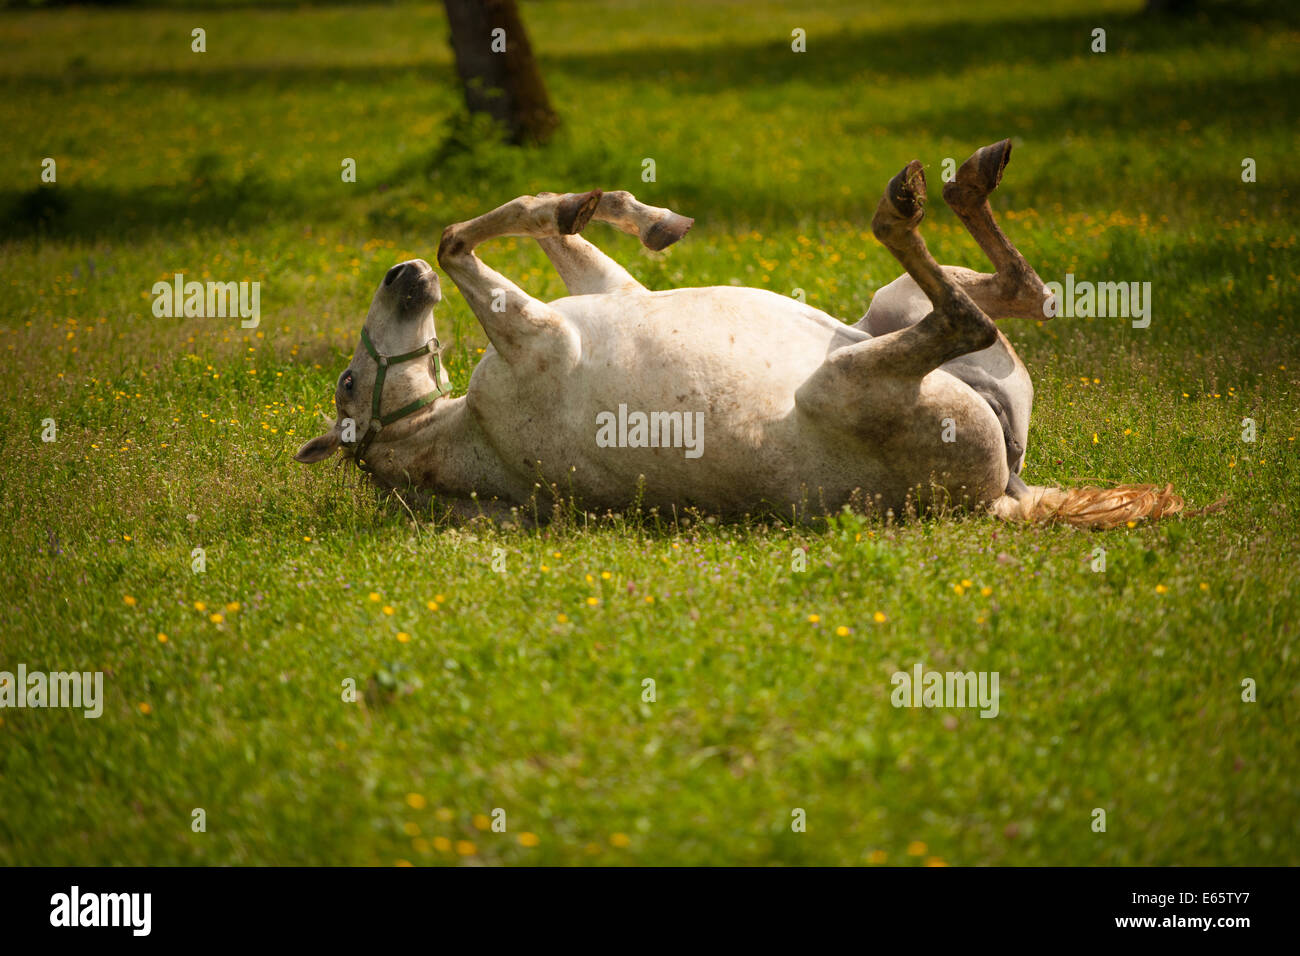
[[343, 371, 354, 392]]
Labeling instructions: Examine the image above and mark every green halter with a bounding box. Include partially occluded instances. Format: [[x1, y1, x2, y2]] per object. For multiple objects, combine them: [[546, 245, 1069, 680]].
[[351, 326, 447, 471]]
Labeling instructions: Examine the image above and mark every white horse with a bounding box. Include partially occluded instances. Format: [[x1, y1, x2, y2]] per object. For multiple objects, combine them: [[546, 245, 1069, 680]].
[[295, 141, 1185, 528]]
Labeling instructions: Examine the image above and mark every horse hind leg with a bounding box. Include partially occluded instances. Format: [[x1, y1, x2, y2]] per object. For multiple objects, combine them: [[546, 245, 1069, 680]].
[[801, 161, 999, 388], [942, 140, 1050, 319], [865, 161, 999, 374], [795, 161, 1010, 507]]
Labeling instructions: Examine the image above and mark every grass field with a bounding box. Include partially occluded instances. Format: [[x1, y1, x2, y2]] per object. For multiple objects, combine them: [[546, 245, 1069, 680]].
[[0, 0, 1297, 866]]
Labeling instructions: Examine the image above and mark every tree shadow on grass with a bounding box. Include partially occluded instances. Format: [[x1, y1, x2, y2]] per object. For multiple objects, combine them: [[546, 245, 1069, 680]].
[[17, 2, 1294, 91], [542, 1, 1297, 91], [3, 2, 1295, 241]]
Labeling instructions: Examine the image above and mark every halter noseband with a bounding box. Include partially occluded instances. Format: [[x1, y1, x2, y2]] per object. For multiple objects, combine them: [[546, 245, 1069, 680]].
[[351, 325, 447, 471]]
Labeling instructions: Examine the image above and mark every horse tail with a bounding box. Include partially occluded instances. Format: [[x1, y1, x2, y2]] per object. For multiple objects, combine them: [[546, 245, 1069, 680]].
[[989, 482, 1222, 529]]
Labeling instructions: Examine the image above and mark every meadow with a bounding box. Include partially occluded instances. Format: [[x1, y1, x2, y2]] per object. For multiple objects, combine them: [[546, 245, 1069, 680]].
[[0, 0, 1296, 865]]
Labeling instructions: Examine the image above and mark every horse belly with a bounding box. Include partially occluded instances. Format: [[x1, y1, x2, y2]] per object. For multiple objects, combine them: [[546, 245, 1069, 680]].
[[471, 288, 1005, 514]]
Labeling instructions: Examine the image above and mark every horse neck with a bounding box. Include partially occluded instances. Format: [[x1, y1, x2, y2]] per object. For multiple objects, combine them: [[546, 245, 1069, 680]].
[[371, 396, 518, 501]]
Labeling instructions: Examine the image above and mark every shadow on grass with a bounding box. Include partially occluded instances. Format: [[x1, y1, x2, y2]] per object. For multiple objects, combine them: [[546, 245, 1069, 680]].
[[545, 2, 1297, 91], [13, 2, 1295, 90], [3, 3, 1296, 240]]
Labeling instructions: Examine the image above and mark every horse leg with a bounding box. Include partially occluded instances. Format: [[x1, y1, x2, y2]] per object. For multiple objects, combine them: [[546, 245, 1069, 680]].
[[526, 191, 643, 296], [860, 141, 1048, 334], [437, 191, 606, 369], [796, 161, 1009, 507], [535, 234, 646, 296], [854, 161, 999, 374], [941, 139, 1049, 319], [589, 190, 694, 251]]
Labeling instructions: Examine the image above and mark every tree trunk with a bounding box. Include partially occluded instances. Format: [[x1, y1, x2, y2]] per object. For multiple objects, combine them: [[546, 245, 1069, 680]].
[[442, 0, 560, 145]]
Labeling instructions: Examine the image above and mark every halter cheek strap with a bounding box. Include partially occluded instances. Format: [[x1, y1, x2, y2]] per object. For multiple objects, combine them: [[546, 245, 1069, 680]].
[[351, 326, 447, 471]]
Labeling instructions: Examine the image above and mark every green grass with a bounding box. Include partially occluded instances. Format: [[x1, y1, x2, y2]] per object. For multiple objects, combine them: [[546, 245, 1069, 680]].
[[1, 0, 1297, 865]]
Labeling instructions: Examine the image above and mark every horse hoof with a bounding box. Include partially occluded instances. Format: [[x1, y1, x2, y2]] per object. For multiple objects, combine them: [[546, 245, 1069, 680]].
[[643, 211, 694, 251], [872, 160, 926, 241], [889, 160, 926, 220], [557, 189, 603, 235], [943, 139, 1011, 209]]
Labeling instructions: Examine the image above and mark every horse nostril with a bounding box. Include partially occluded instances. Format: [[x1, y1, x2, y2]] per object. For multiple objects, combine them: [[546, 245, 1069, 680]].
[[384, 263, 409, 287]]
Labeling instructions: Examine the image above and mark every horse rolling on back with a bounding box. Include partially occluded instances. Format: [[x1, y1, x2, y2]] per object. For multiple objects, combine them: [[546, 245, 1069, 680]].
[[295, 141, 1192, 529]]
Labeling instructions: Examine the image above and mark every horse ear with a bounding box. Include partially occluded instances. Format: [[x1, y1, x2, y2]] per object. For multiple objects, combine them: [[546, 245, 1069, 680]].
[[294, 428, 340, 464]]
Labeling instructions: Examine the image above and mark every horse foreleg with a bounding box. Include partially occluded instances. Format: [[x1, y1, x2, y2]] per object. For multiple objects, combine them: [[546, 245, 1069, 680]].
[[437, 192, 601, 369], [589, 190, 694, 251], [535, 234, 646, 296]]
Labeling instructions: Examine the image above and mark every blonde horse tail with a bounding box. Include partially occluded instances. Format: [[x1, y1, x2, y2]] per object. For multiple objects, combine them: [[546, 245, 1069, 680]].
[[989, 483, 1223, 529]]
